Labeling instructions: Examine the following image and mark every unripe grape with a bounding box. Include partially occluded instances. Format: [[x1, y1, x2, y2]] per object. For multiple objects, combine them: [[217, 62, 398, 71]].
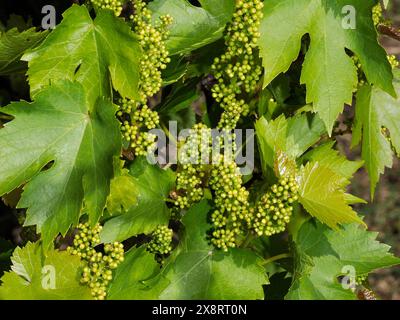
[[147, 226, 174, 256], [210, 0, 263, 129], [90, 0, 124, 16], [248, 175, 299, 236], [69, 222, 124, 300]]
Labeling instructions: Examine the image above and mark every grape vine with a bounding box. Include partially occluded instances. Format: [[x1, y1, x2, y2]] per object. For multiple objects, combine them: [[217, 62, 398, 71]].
[[116, 0, 172, 157], [249, 175, 299, 237], [0, 0, 399, 302], [211, 0, 264, 129], [68, 223, 124, 300], [90, 0, 124, 16], [147, 225, 174, 256]]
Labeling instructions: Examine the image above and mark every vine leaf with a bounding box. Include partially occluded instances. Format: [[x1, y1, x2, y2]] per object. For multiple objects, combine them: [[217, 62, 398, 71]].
[[106, 168, 139, 217], [255, 113, 325, 176], [301, 142, 364, 182], [160, 201, 268, 300], [149, 0, 235, 55], [107, 246, 168, 299], [23, 5, 141, 104], [0, 242, 92, 300], [0, 27, 47, 75], [352, 72, 400, 197], [100, 157, 175, 243], [0, 81, 121, 248], [287, 220, 400, 300], [297, 162, 364, 229], [259, 0, 394, 133]]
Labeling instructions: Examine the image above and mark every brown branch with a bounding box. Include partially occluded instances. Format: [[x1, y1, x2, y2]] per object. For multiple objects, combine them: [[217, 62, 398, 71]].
[[377, 24, 400, 42]]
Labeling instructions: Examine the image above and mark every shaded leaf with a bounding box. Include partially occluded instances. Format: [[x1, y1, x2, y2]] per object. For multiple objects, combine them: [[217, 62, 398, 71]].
[[107, 246, 168, 299], [0, 27, 47, 75], [101, 158, 175, 243], [149, 0, 235, 55], [160, 201, 268, 299]]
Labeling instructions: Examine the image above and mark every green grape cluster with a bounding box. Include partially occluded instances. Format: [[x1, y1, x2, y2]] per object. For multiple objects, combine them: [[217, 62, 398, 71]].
[[174, 124, 212, 209], [352, 55, 366, 89], [131, 0, 172, 104], [147, 225, 173, 255], [353, 54, 398, 90], [249, 175, 299, 236], [356, 274, 368, 285], [68, 223, 124, 300], [209, 155, 250, 251], [174, 164, 206, 209], [211, 0, 264, 129], [116, 1, 172, 157], [119, 99, 160, 156], [372, 3, 383, 26], [388, 54, 399, 69], [90, 0, 124, 16]]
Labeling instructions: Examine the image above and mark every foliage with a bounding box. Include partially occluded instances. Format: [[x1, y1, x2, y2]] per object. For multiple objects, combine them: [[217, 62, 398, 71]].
[[0, 0, 399, 300]]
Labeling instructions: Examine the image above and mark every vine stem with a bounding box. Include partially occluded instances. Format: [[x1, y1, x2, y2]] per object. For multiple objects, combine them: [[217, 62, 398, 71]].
[[262, 253, 292, 266], [160, 121, 178, 146], [240, 232, 256, 248]]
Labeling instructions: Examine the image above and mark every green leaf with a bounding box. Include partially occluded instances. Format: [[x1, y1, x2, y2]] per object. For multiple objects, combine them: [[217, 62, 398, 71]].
[[302, 142, 363, 181], [255, 113, 325, 174], [149, 0, 235, 55], [107, 246, 168, 299], [100, 158, 175, 243], [23, 5, 141, 104], [352, 75, 400, 197], [297, 162, 364, 229], [0, 27, 47, 75], [106, 169, 138, 216], [0, 242, 92, 299], [158, 80, 200, 114], [160, 201, 268, 300], [287, 220, 400, 300], [162, 56, 189, 85], [259, 0, 394, 133], [0, 81, 121, 248]]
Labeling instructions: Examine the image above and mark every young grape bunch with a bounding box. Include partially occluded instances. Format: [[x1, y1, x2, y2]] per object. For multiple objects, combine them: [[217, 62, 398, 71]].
[[174, 124, 212, 210], [353, 54, 398, 89], [388, 54, 399, 69], [209, 155, 250, 251], [249, 175, 299, 237], [90, 0, 124, 16], [115, 1, 172, 157], [147, 225, 174, 256], [382, 127, 400, 157], [131, 0, 172, 104], [211, 0, 264, 129], [118, 98, 159, 157], [372, 3, 383, 26], [68, 223, 124, 300]]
